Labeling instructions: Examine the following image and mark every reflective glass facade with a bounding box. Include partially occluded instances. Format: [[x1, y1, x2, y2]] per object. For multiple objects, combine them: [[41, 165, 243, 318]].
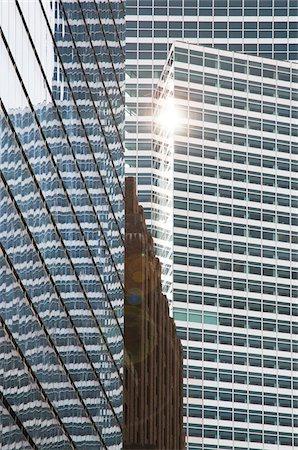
[[0, 0, 125, 448], [155, 41, 298, 450]]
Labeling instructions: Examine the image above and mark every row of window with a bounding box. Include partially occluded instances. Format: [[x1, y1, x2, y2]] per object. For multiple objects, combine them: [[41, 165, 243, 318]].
[[126, 87, 152, 98], [178, 328, 297, 353], [182, 107, 298, 137], [129, 20, 297, 33], [174, 183, 297, 208], [125, 122, 152, 133], [127, 45, 297, 62], [188, 446, 277, 450], [157, 196, 294, 228], [128, 43, 298, 63], [174, 235, 297, 262], [180, 201, 294, 228], [174, 309, 216, 324], [174, 271, 296, 298], [211, 106, 291, 138], [174, 64, 298, 101], [176, 126, 297, 157], [153, 193, 296, 227], [175, 308, 297, 334], [176, 164, 292, 190], [174, 87, 298, 119], [187, 425, 297, 446], [174, 215, 297, 245], [174, 61, 298, 88], [125, 102, 152, 116], [175, 50, 298, 81], [129, 0, 297, 8], [174, 252, 296, 280], [127, 24, 298, 41], [188, 446, 275, 450], [175, 144, 297, 167], [185, 405, 294, 428], [174, 162, 295, 190], [178, 112, 295, 158], [174, 185, 298, 209], [180, 173, 295, 198], [185, 386, 298, 408], [128, 0, 298, 18], [174, 289, 297, 315], [185, 366, 297, 389]]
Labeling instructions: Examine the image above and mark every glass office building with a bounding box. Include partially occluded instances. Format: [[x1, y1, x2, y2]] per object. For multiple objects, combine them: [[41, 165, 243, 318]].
[[125, 0, 298, 297], [125, 0, 298, 191], [125, 1, 298, 448], [127, 0, 297, 61], [154, 41, 298, 450], [0, 0, 125, 448]]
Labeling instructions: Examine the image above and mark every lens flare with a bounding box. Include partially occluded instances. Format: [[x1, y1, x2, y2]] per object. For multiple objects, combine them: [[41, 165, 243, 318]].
[[157, 97, 181, 132]]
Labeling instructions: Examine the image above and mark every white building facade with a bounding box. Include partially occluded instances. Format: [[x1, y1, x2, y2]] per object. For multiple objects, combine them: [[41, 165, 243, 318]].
[[125, 2, 298, 448], [154, 41, 298, 450], [125, 0, 298, 300]]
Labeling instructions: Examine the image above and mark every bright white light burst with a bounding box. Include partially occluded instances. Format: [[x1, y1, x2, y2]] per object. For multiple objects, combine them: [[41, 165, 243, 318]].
[[157, 97, 181, 133]]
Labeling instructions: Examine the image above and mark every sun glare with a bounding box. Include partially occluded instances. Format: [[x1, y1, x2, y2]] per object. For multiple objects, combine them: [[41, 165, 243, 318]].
[[157, 97, 181, 133]]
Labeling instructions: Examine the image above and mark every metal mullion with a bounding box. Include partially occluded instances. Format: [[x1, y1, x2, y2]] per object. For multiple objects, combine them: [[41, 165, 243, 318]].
[[0, 244, 107, 442], [14, 0, 124, 303], [58, 0, 126, 198], [0, 28, 124, 340], [79, 0, 125, 107], [0, 316, 78, 450], [0, 169, 122, 435], [1, 101, 123, 381], [0, 101, 122, 379], [0, 394, 37, 450], [38, 0, 125, 212], [71, 0, 125, 145], [91, 0, 126, 103], [107, 0, 126, 61]]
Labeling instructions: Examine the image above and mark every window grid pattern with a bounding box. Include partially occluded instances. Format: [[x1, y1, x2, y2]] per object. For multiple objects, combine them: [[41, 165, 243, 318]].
[[125, 0, 298, 295], [0, 0, 125, 448], [155, 42, 298, 449]]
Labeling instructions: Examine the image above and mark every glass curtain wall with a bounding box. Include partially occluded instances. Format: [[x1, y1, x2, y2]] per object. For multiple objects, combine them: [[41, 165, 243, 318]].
[[0, 1, 125, 448]]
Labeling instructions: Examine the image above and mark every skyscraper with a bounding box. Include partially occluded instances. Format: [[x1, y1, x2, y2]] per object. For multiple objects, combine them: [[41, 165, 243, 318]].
[[125, 0, 298, 295], [0, 1, 125, 448], [125, 1, 298, 448], [155, 41, 298, 450]]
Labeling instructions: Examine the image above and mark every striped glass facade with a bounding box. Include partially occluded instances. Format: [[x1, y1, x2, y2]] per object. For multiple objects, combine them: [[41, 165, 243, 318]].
[[0, 0, 125, 448], [155, 41, 298, 450]]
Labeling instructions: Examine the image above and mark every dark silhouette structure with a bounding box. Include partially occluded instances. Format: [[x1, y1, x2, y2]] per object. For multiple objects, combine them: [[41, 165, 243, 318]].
[[124, 177, 185, 450]]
